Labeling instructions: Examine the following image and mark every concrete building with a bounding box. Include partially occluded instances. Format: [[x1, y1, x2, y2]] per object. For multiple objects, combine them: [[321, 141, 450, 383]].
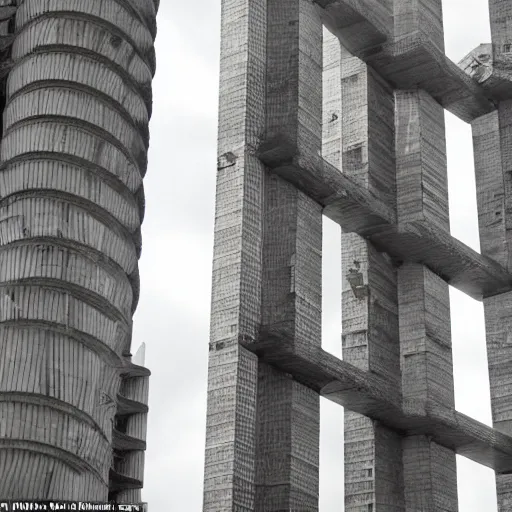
[[204, 0, 512, 510], [0, 0, 157, 503]]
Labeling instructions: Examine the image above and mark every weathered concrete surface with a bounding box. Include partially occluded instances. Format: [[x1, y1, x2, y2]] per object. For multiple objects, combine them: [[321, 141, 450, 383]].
[[203, 0, 265, 508], [240, 337, 512, 474], [324, 36, 403, 510], [337, 43, 404, 511], [462, 9, 512, 504], [205, 1, 324, 510], [256, 1, 323, 509], [206, 0, 512, 510], [394, 35, 458, 504], [459, 44, 512, 101], [259, 140, 512, 301], [470, 112, 512, 495], [342, 234, 405, 512], [0, 0, 156, 501], [314, 0, 498, 122]]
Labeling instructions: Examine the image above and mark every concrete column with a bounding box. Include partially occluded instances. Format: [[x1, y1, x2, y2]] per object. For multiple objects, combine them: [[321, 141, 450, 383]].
[[342, 235, 404, 512], [489, 0, 512, 65], [472, 3, 512, 508], [338, 46, 404, 512], [393, 0, 445, 53], [203, 0, 266, 509], [472, 105, 512, 511], [205, 1, 325, 510], [323, 30, 342, 168], [340, 49, 396, 202], [472, 112, 506, 266], [395, 89, 458, 512], [255, 1, 323, 509]]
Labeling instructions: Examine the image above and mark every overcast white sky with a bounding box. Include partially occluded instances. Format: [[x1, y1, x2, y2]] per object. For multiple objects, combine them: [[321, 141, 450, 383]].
[[134, 0, 500, 509]]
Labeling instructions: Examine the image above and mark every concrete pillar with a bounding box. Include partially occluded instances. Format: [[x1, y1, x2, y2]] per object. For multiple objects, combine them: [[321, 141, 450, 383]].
[[202, 0, 266, 509], [395, 89, 458, 512], [338, 44, 404, 512], [205, 1, 324, 510], [342, 235, 404, 512], [393, 0, 445, 53], [472, 3, 512, 508], [256, 1, 323, 509], [472, 104, 512, 512]]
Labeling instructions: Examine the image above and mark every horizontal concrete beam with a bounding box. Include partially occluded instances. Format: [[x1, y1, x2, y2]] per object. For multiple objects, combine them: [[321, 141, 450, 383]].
[[112, 429, 146, 452], [258, 136, 395, 233], [116, 393, 149, 415], [314, 0, 391, 56], [371, 220, 512, 300], [259, 138, 512, 300], [314, 1, 503, 122], [109, 469, 142, 492], [371, 38, 498, 123], [120, 362, 151, 378], [240, 335, 512, 473]]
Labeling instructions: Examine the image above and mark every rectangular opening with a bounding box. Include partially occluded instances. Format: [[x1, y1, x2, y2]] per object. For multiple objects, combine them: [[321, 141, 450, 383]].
[[450, 287, 491, 425], [445, 110, 495, 510], [321, 215, 342, 358], [457, 456, 497, 511], [320, 397, 344, 512], [445, 111, 480, 251], [320, 28, 344, 512], [322, 27, 343, 360], [445, 109, 492, 417], [450, 287, 496, 508]]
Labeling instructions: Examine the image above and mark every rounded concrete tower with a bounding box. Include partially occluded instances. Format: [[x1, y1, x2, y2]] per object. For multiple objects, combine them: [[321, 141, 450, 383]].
[[0, 0, 157, 502]]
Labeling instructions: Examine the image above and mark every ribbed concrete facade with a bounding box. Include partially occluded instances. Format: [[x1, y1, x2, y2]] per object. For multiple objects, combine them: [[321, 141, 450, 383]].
[[205, 0, 512, 510], [0, 0, 157, 502]]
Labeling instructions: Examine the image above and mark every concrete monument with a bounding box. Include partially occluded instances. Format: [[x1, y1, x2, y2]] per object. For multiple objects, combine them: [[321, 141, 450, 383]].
[[204, 0, 512, 510]]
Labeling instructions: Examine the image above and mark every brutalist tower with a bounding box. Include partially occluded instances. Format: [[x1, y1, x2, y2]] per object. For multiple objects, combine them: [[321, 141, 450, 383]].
[[0, 0, 157, 503], [204, 0, 512, 510]]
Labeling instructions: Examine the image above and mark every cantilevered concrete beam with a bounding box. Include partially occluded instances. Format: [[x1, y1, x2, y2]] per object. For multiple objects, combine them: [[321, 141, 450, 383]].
[[258, 139, 512, 300], [239, 336, 512, 475]]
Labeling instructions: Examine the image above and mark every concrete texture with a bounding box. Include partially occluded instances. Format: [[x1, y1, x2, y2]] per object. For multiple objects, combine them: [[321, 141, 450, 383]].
[[0, 0, 156, 502], [205, 0, 512, 510], [205, 1, 324, 509]]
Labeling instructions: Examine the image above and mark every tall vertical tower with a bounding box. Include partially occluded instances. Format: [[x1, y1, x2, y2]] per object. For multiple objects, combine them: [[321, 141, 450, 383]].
[[204, 0, 512, 510], [0, 0, 158, 502]]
